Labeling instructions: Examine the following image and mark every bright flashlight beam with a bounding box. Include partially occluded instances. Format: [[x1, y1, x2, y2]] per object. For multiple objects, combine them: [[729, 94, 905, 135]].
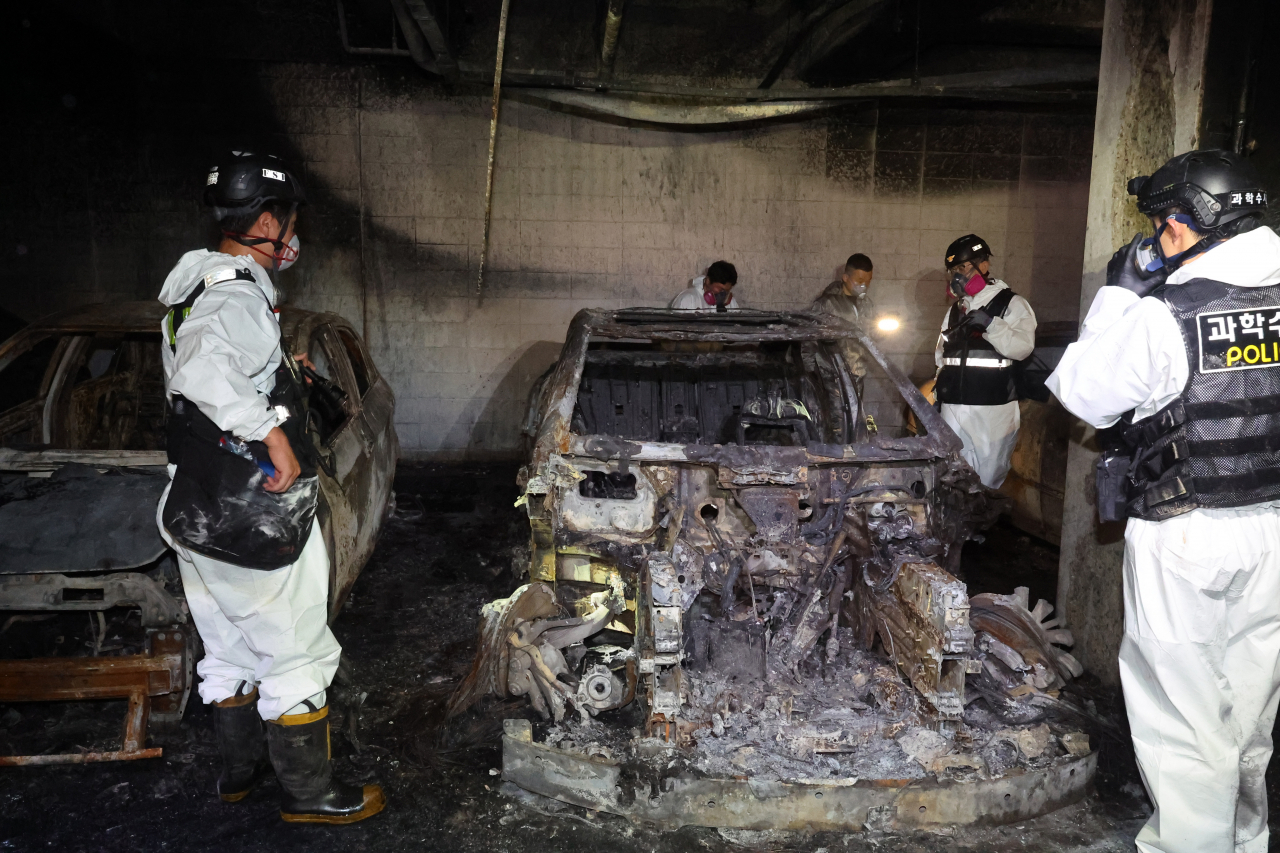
[[877, 317, 900, 332]]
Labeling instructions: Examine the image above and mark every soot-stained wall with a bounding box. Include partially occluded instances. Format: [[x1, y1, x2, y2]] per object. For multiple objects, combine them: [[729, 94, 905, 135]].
[[1, 11, 1092, 459]]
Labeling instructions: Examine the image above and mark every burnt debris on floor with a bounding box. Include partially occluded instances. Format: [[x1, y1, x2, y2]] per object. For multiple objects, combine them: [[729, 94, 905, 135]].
[[0, 463, 1158, 852]]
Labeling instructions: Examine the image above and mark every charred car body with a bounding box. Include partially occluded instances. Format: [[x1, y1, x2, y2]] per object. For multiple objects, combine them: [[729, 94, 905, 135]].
[[0, 301, 396, 764], [452, 309, 1091, 830]]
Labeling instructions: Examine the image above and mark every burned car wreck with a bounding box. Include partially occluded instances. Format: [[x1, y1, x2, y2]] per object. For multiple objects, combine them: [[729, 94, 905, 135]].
[[0, 301, 397, 764], [450, 308, 1092, 831]]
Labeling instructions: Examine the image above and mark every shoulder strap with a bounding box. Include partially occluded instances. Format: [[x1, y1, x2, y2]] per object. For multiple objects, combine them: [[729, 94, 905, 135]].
[[983, 287, 1017, 318], [165, 267, 259, 352]]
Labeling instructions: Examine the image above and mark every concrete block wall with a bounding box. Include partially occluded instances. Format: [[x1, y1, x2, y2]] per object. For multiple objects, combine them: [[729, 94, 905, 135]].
[[271, 65, 1091, 458]]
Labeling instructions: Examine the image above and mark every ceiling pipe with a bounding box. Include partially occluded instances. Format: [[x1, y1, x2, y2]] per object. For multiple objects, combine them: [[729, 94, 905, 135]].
[[404, 0, 458, 78], [517, 80, 1090, 128], [387, 0, 458, 78], [388, 0, 440, 72], [758, 0, 888, 89], [477, 0, 512, 295], [443, 62, 1097, 102], [600, 0, 627, 80], [517, 90, 840, 125]]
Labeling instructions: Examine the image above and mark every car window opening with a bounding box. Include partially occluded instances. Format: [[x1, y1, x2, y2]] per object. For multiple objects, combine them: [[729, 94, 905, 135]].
[[573, 338, 921, 444]]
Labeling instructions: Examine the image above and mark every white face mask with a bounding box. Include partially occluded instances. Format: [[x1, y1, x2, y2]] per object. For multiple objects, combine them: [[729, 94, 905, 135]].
[[276, 234, 301, 272]]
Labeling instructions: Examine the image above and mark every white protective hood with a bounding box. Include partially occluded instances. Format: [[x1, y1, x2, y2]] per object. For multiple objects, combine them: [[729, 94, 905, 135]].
[[158, 249, 275, 307]]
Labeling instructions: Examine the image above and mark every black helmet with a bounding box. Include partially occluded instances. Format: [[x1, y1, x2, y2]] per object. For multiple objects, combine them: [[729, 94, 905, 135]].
[[944, 234, 993, 269], [204, 151, 307, 221], [1127, 149, 1267, 230]]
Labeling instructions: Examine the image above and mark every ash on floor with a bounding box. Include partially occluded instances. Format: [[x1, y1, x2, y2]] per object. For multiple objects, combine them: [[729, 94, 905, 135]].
[[0, 464, 1239, 852], [540, 633, 1094, 794]]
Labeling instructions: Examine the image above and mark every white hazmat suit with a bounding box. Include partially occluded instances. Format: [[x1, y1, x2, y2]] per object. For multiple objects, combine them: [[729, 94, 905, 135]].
[[1047, 225, 1280, 853], [933, 279, 1036, 488], [157, 249, 341, 722]]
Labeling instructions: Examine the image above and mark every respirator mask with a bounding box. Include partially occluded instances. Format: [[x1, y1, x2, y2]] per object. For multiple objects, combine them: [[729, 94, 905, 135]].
[[275, 235, 301, 272], [948, 270, 987, 299], [703, 288, 732, 312]]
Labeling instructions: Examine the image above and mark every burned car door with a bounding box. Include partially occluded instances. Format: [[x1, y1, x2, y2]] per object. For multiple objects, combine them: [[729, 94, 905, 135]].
[[334, 324, 397, 527], [331, 323, 397, 585], [306, 323, 395, 618]]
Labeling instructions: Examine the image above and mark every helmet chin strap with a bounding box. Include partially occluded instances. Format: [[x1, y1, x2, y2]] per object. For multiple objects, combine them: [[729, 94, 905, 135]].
[[223, 203, 299, 276], [1156, 214, 1218, 272]]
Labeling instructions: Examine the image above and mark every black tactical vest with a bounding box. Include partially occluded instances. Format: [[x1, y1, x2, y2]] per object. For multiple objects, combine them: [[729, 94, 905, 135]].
[[1123, 277, 1280, 520], [936, 287, 1018, 406]]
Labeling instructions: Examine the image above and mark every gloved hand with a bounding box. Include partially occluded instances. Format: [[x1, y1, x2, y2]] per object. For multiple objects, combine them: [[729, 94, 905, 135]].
[[1106, 233, 1167, 297], [943, 309, 991, 342], [943, 318, 972, 342], [965, 308, 994, 332]]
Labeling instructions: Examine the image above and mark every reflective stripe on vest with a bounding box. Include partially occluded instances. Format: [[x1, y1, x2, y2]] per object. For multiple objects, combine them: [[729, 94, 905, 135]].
[[935, 287, 1019, 406], [941, 357, 1012, 368]]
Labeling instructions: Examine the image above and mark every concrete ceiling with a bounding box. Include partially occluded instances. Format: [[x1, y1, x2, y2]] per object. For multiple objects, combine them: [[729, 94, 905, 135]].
[[340, 0, 1103, 101]]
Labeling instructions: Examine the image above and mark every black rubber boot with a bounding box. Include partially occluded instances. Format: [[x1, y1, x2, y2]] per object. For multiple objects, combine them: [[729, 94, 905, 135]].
[[266, 704, 385, 824], [212, 685, 266, 803]]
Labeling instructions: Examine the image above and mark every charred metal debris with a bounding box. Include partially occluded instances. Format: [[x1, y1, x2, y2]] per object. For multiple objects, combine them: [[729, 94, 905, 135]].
[[448, 309, 1091, 829]]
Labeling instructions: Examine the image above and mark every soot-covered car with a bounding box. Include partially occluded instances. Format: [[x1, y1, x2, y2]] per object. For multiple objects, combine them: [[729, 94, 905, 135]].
[[0, 301, 396, 763], [448, 307, 1091, 831]]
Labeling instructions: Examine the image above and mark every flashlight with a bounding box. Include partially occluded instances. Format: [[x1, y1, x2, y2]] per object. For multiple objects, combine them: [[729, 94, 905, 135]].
[[877, 317, 900, 332]]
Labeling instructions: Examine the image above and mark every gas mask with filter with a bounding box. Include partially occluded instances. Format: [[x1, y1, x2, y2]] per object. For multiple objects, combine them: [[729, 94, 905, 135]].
[[703, 288, 733, 312], [948, 269, 988, 300]]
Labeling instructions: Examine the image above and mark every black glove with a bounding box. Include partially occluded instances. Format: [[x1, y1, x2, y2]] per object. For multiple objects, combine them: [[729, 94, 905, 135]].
[[1106, 233, 1167, 298], [966, 308, 994, 332], [943, 308, 992, 343], [944, 317, 972, 342]]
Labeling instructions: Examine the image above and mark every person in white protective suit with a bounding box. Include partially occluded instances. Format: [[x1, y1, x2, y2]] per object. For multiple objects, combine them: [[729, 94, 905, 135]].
[[1047, 149, 1278, 853], [157, 151, 383, 824], [933, 234, 1037, 488], [670, 260, 743, 311]]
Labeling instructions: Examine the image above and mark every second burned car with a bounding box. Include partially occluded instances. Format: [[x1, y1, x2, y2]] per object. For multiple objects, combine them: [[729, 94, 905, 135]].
[[0, 301, 396, 762]]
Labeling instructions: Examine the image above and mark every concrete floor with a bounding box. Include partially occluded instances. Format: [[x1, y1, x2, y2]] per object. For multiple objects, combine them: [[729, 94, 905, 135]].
[[0, 463, 1253, 852]]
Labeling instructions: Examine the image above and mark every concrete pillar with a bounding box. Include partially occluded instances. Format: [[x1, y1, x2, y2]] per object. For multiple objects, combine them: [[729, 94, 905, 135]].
[[1056, 0, 1212, 685]]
